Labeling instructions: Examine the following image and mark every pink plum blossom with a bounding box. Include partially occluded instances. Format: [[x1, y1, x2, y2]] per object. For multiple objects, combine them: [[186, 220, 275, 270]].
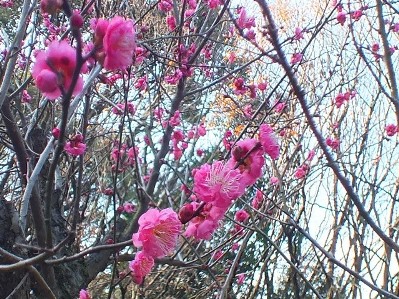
[[259, 124, 280, 160], [158, 0, 173, 12], [129, 251, 154, 285], [52, 127, 60, 139], [270, 176, 279, 185], [206, 0, 220, 9], [184, 202, 226, 240], [134, 46, 147, 65], [40, 0, 62, 14], [352, 10, 363, 21], [337, 11, 346, 26], [291, 53, 303, 64], [166, 15, 176, 31], [196, 123, 206, 137], [294, 165, 308, 179], [188, 129, 195, 139], [64, 134, 86, 156], [79, 289, 91, 299], [233, 77, 247, 95], [185, 217, 218, 240], [70, 10, 84, 29], [153, 107, 164, 120], [103, 17, 136, 70], [237, 7, 255, 29], [245, 29, 256, 41], [385, 124, 398, 137], [196, 148, 204, 157], [135, 75, 147, 91], [169, 110, 181, 127], [228, 139, 264, 186], [371, 43, 380, 53], [257, 81, 267, 91], [112, 102, 135, 115], [172, 129, 185, 143], [32, 41, 84, 100], [326, 137, 340, 150], [306, 150, 316, 161], [123, 202, 135, 213], [0, 0, 13, 7], [335, 93, 346, 108], [132, 208, 182, 258], [294, 27, 304, 40], [235, 209, 250, 222], [173, 147, 183, 161], [243, 104, 253, 118], [335, 90, 355, 108], [252, 190, 264, 209], [188, 0, 197, 9], [247, 84, 256, 99], [223, 130, 233, 151], [275, 102, 286, 113], [165, 69, 183, 84], [237, 273, 245, 285], [193, 161, 245, 208], [228, 52, 236, 64], [21, 90, 32, 103]]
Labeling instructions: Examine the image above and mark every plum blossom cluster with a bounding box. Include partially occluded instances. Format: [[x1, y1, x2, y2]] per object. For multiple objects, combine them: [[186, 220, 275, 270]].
[[182, 124, 280, 240], [326, 136, 340, 151], [293, 27, 304, 41], [91, 16, 136, 70], [164, 44, 196, 84], [385, 124, 398, 137], [110, 143, 140, 172], [32, 40, 86, 100], [161, 0, 222, 33], [292, 150, 316, 180], [336, 4, 367, 26], [236, 7, 256, 41], [64, 134, 86, 156], [335, 3, 346, 26], [232, 77, 260, 99], [291, 53, 303, 64], [335, 90, 356, 108], [111, 102, 135, 116], [130, 208, 182, 284], [0, 0, 13, 8], [32, 15, 136, 100], [163, 112, 206, 161], [294, 164, 310, 180], [117, 202, 136, 214], [79, 289, 90, 299]]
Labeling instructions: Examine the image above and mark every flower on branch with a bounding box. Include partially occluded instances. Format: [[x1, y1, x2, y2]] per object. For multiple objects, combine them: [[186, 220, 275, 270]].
[[385, 124, 398, 137], [129, 251, 154, 285], [184, 202, 226, 240], [93, 16, 136, 71], [326, 137, 340, 150], [228, 139, 264, 186], [32, 40, 85, 100], [79, 289, 91, 299], [259, 124, 280, 160], [132, 208, 182, 258], [64, 134, 86, 156], [193, 161, 245, 208]]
